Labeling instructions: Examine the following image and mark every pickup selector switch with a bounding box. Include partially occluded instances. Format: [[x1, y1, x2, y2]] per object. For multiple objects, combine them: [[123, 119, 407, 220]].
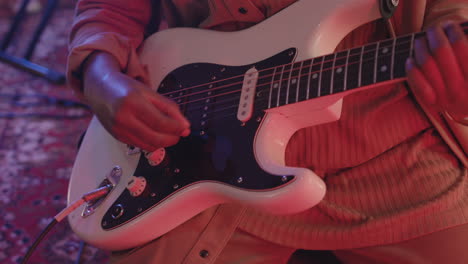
[[126, 176, 147, 197]]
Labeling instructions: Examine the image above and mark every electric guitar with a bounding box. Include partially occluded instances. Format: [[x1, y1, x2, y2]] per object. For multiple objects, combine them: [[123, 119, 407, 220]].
[[67, 0, 468, 251]]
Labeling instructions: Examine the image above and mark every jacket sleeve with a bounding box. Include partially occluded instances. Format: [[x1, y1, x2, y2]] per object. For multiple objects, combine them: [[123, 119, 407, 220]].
[[66, 0, 152, 100], [424, 0, 468, 27]]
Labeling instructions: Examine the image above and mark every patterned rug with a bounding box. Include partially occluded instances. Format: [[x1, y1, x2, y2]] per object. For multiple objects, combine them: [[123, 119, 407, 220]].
[[0, 2, 109, 263]]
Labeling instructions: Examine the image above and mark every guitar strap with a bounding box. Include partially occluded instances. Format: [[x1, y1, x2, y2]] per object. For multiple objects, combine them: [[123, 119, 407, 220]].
[[379, 0, 398, 38], [379, 0, 399, 20], [410, 92, 468, 167]]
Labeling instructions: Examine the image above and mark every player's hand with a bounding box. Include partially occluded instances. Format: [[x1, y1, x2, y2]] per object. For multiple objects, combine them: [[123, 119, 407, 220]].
[[83, 52, 190, 151], [406, 21, 468, 124]]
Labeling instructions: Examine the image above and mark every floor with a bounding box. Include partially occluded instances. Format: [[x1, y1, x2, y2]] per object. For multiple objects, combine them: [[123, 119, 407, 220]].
[[0, 1, 108, 263]]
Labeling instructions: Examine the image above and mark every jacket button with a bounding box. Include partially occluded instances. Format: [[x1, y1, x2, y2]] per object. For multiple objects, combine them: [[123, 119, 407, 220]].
[[238, 7, 248, 14], [199, 250, 209, 258]]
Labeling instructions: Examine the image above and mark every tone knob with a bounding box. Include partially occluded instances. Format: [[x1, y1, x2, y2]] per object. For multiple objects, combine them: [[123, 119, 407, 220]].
[[145, 148, 166, 166], [126, 176, 147, 197]]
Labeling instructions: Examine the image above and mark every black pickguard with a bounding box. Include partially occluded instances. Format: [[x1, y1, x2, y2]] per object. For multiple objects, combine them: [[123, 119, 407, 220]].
[[102, 48, 297, 230]]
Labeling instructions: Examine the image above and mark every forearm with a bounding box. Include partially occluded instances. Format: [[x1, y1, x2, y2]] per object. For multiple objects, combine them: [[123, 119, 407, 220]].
[[67, 0, 152, 100], [78, 48, 190, 152], [82, 51, 121, 103]]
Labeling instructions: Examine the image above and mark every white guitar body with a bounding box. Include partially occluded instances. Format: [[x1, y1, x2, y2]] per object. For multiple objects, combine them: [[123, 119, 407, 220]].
[[68, 0, 382, 251]]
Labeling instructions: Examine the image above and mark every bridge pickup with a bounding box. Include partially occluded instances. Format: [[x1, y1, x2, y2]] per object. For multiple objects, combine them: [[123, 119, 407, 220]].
[[237, 67, 259, 123]]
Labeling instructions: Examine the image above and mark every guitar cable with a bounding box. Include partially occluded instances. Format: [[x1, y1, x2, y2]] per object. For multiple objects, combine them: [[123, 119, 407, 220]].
[[75, 241, 87, 264], [20, 184, 113, 264]]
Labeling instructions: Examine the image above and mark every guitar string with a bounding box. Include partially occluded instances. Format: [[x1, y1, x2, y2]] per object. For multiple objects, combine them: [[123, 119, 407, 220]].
[[184, 82, 397, 127], [161, 24, 467, 100], [183, 26, 467, 121], [178, 46, 414, 116], [164, 37, 414, 100], [181, 49, 418, 121], [179, 22, 468, 113], [186, 63, 407, 125], [176, 46, 408, 108], [184, 72, 394, 125], [191, 31, 467, 123], [167, 25, 468, 127]]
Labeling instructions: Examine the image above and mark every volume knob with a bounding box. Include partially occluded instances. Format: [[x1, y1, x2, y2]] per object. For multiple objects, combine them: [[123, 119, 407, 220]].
[[145, 148, 166, 166], [126, 176, 147, 197]]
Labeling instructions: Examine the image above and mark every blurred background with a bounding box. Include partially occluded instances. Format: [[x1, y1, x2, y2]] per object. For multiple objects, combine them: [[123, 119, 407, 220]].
[[0, 0, 108, 263]]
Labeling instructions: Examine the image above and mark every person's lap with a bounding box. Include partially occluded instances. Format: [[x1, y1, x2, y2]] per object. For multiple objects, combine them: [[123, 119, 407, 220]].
[[332, 223, 468, 264], [110, 211, 468, 264]]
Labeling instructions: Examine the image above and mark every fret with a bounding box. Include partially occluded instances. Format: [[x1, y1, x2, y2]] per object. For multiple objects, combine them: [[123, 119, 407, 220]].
[[279, 63, 293, 107], [358, 45, 364, 87], [409, 33, 416, 58], [344, 49, 350, 91], [393, 35, 412, 79], [287, 61, 302, 105], [276, 64, 286, 107], [361, 43, 378, 86], [390, 37, 396, 80], [318, 56, 324, 97], [255, 68, 275, 110], [376, 39, 394, 83], [308, 56, 322, 99], [373, 41, 380, 84], [330, 53, 337, 94], [284, 63, 293, 105], [306, 58, 313, 100], [346, 47, 361, 91], [267, 67, 276, 108], [295, 61, 304, 103], [298, 59, 312, 102], [319, 54, 334, 96], [332, 50, 348, 94], [268, 66, 282, 109]]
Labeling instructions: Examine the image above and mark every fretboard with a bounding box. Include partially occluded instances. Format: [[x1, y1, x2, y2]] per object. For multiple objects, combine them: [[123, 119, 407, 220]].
[[260, 21, 468, 109]]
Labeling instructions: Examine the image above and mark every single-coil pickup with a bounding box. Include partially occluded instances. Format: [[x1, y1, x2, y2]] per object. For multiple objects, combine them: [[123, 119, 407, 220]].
[[237, 67, 258, 123]]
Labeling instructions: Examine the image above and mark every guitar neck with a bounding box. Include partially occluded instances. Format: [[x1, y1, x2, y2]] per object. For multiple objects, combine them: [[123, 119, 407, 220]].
[[258, 21, 468, 110]]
